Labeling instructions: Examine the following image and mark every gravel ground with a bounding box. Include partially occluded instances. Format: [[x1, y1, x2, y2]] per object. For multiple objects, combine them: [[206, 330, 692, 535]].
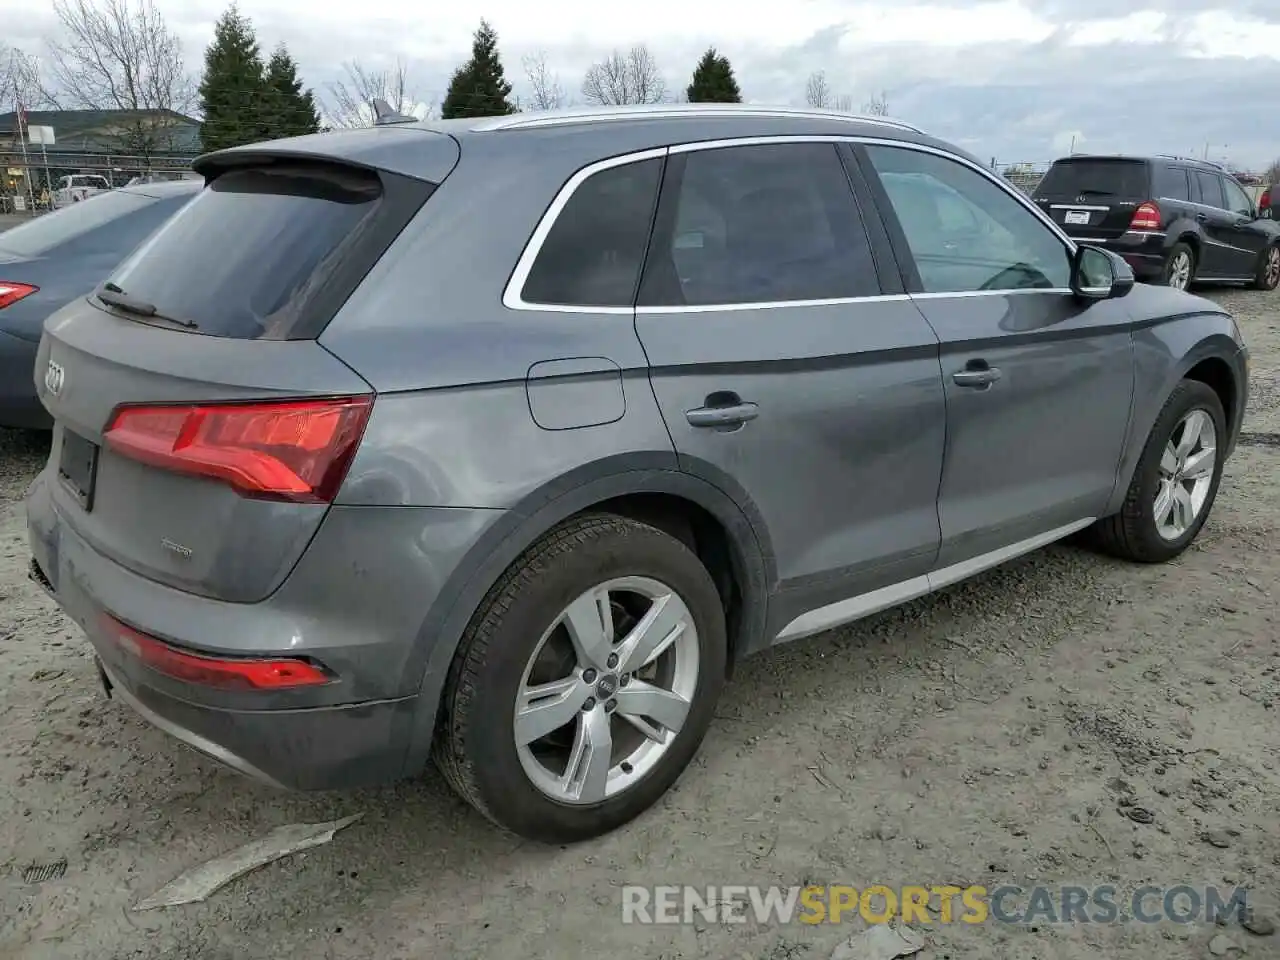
[[1, 287, 1278, 960]]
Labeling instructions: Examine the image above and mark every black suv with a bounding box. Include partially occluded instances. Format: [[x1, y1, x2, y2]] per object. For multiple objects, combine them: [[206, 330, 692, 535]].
[[1032, 154, 1280, 292]]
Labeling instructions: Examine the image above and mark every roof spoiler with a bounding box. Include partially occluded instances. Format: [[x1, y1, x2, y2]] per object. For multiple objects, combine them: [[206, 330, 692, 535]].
[[372, 98, 417, 126]]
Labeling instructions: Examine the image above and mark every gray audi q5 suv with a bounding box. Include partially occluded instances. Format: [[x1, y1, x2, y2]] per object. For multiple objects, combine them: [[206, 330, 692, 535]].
[[25, 104, 1249, 842]]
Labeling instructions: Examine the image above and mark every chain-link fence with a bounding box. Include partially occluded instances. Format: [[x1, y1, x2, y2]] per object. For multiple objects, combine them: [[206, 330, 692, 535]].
[[1, 149, 197, 216]]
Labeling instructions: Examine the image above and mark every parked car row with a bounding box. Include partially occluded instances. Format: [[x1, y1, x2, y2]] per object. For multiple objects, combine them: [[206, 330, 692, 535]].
[[5, 105, 1258, 843]]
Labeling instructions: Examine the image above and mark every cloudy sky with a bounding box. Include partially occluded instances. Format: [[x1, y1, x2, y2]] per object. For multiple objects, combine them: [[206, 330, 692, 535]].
[[3, 0, 1279, 168]]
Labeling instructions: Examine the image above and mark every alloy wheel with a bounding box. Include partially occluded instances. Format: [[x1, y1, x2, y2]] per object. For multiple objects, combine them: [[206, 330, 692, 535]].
[[1153, 409, 1217, 541], [1168, 251, 1192, 290], [513, 576, 700, 804], [1266, 247, 1280, 288]]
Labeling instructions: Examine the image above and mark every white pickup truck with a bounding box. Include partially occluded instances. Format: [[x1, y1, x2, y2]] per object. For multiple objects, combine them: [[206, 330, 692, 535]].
[[51, 174, 112, 207]]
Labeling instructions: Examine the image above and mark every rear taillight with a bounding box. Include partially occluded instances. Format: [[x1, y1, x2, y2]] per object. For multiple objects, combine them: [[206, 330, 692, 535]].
[[0, 282, 38, 309], [1130, 202, 1162, 231], [1261, 188, 1271, 209], [100, 613, 331, 689], [104, 395, 373, 503]]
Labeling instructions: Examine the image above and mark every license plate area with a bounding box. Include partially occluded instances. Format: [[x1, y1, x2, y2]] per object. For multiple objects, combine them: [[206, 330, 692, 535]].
[[58, 429, 100, 511], [1064, 210, 1091, 225]]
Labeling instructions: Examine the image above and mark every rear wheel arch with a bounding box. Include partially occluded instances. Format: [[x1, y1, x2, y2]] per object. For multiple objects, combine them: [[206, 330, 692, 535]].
[[400, 463, 772, 778]]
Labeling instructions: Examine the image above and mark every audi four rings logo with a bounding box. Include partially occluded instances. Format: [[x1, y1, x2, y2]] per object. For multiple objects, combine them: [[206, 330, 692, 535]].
[[44, 360, 65, 397]]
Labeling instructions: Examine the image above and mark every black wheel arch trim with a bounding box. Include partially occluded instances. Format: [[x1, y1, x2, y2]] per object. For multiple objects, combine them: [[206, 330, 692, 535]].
[[398, 453, 774, 778]]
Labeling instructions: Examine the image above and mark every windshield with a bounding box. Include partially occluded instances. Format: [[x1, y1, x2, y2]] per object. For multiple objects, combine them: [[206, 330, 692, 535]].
[[1034, 159, 1148, 198], [0, 190, 156, 257]]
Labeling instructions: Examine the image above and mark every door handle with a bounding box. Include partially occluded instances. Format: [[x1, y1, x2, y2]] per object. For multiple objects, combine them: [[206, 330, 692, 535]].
[[1196, 212, 1208, 223], [686, 399, 759, 428], [953, 366, 1002, 388]]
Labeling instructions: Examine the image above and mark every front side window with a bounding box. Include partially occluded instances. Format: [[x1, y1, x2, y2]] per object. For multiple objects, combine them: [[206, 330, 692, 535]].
[[865, 145, 1071, 293], [1222, 177, 1254, 217], [638, 142, 880, 306], [520, 157, 662, 308]]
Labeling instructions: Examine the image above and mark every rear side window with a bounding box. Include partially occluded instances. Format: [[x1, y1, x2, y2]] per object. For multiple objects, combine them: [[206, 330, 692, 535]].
[[639, 142, 879, 306], [1193, 171, 1225, 209], [520, 158, 662, 307], [1034, 159, 1148, 199], [105, 164, 388, 339], [1153, 165, 1191, 202], [0, 190, 157, 257]]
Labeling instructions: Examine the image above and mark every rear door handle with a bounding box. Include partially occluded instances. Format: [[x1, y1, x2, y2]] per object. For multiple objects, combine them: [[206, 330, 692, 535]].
[[686, 401, 759, 428], [1196, 212, 1208, 223], [953, 367, 1001, 388]]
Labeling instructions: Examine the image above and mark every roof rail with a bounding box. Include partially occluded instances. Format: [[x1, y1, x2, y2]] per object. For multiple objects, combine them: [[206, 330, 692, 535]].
[[1155, 153, 1226, 170], [472, 103, 924, 135]]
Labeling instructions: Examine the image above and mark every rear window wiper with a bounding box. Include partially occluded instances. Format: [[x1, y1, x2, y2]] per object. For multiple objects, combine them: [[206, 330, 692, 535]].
[[1075, 188, 1114, 196], [97, 282, 198, 328]]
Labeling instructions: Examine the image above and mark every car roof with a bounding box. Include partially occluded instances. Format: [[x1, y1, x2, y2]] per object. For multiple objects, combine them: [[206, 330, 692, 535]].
[[196, 104, 982, 184], [1052, 153, 1230, 174], [116, 178, 203, 200]]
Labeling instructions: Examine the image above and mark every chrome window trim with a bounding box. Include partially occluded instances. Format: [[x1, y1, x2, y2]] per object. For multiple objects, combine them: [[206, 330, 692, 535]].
[[1049, 203, 1111, 211], [503, 135, 1078, 314], [502, 147, 668, 314]]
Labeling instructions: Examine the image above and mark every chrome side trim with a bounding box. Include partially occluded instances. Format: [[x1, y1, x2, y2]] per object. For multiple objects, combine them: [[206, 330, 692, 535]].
[[1050, 204, 1110, 211], [1201, 236, 1257, 254], [474, 103, 924, 134], [911, 288, 1072, 300], [101, 663, 288, 789], [773, 518, 1096, 643], [504, 135, 1080, 313]]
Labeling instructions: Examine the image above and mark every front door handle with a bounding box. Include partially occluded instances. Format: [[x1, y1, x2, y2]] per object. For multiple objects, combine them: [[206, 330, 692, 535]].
[[1196, 212, 1208, 223], [953, 366, 1002, 388], [686, 400, 759, 428]]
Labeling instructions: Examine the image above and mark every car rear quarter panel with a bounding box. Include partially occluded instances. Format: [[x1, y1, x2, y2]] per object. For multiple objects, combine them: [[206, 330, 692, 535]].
[[1104, 285, 1245, 516]]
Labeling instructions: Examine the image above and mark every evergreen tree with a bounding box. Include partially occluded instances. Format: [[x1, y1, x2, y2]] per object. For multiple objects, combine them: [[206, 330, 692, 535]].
[[198, 5, 269, 151], [265, 45, 321, 138], [686, 47, 742, 104], [440, 19, 517, 119]]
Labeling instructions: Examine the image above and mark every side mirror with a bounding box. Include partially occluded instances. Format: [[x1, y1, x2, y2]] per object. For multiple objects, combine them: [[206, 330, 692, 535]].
[[1071, 245, 1134, 301]]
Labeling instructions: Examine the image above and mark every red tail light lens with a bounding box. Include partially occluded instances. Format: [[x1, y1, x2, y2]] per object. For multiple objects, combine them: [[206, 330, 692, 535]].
[[104, 395, 372, 503], [1130, 201, 1162, 231], [1261, 189, 1271, 209], [101, 613, 331, 690], [0, 282, 38, 310]]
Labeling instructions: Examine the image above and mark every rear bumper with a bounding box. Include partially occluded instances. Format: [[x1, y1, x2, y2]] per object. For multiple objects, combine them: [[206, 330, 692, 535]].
[[1075, 232, 1168, 280], [25, 466, 503, 790], [0, 329, 51, 430]]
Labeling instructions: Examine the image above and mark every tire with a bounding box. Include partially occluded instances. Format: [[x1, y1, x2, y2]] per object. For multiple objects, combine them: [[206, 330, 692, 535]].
[[1252, 243, 1280, 291], [1162, 242, 1196, 291], [434, 513, 727, 843], [1091, 380, 1226, 563]]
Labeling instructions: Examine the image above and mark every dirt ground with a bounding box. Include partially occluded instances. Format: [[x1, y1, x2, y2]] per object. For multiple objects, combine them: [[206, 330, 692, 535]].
[[1, 287, 1278, 960]]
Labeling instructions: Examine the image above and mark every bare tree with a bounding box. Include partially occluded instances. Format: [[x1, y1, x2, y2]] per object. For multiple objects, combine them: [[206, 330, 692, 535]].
[[522, 50, 566, 111], [804, 70, 830, 109], [323, 58, 422, 128], [44, 0, 194, 159], [833, 93, 854, 113], [581, 45, 666, 106], [862, 89, 889, 116], [1266, 158, 1280, 187], [2, 45, 57, 123]]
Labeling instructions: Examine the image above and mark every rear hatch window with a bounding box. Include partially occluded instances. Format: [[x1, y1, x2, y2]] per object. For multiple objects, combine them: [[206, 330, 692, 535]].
[[101, 163, 413, 340], [1032, 159, 1149, 238], [1034, 159, 1149, 200]]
